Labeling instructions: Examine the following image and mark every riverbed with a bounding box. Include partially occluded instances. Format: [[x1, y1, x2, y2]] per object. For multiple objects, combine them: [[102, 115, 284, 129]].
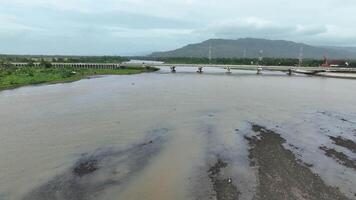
[[0, 67, 355, 200]]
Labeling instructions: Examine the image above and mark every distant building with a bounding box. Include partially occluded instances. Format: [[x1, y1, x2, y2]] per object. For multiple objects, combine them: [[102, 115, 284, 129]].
[[329, 60, 347, 67], [321, 56, 347, 67]]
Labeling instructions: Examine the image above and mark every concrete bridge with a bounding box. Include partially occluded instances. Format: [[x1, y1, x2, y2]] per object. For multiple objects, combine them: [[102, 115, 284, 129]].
[[149, 63, 356, 76], [10, 62, 356, 78]]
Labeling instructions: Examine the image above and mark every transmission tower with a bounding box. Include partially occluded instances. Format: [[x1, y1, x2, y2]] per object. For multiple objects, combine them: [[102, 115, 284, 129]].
[[258, 49, 263, 66], [208, 44, 212, 63], [298, 46, 304, 67]]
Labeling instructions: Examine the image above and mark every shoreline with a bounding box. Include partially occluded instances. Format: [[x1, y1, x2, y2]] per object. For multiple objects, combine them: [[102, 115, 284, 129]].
[[314, 72, 356, 79], [2, 66, 355, 93], [0, 67, 159, 92]]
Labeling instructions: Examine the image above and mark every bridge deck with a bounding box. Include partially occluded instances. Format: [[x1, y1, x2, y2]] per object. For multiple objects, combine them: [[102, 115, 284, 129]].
[[151, 63, 356, 73]]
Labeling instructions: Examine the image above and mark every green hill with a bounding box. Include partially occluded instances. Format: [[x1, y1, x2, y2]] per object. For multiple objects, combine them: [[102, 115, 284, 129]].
[[150, 38, 356, 59]]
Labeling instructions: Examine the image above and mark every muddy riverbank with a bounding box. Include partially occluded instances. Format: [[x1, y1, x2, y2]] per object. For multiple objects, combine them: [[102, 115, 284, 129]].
[[246, 124, 351, 200]]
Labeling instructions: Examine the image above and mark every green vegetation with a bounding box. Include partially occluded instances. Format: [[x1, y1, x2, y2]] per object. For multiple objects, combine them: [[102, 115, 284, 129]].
[[0, 55, 129, 64], [0, 65, 158, 91]]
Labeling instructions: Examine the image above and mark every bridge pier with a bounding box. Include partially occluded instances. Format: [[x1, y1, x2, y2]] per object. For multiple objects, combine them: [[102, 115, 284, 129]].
[[257, 67, 263, 75], [170, 66, 176, 73], [226, 66, 231, 74], [287, 68, 293, 76], [197, 67, 203, 73]]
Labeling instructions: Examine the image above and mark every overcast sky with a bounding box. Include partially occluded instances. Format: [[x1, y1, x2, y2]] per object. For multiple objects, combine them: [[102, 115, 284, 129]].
[[0, 0, 355, 55]]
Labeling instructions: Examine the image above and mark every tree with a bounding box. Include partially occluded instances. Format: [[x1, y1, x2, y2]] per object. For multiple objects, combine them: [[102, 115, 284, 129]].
[[0, 60, 15, 69], [27, 60, 35, 67], [39, 59, 52, 68]]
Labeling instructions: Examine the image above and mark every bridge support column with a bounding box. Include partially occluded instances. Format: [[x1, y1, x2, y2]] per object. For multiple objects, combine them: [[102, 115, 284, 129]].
[[170, 66, 176, 73], [197, 67, 203, 73], [287, 68, 293, 76], [226, 66, 231, 74]]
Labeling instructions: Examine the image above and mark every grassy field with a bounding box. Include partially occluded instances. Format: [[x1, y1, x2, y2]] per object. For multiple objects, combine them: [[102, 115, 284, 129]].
[[0, 66, 158, 91]]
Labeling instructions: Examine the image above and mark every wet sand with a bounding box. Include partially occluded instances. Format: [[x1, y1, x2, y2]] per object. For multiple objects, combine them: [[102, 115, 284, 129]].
[[328, 135, 356, 153], [208, 159, 240, 200], [246, 124, 350, 200], [320, 146, 356, 170], [19, 122, 355, 200]]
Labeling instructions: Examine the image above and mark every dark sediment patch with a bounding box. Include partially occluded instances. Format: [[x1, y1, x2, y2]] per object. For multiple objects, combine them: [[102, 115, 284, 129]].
[[320, 146, 356, 170], [208, 159, 227, 177], [246, 123, 350, 200], [22, 134, 166, 200], [208, 158, 240, 200], [73, 159, 99, 177], [329, 135, 356, 153], [318, 111, 355, 124]]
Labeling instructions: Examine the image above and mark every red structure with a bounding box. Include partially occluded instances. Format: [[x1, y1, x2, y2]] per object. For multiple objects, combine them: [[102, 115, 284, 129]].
[[321, 56, 330, 67], [321, 56, 346, 67]]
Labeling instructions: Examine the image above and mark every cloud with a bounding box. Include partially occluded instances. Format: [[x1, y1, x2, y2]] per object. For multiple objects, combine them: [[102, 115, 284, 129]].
[[0, 0, 97, 13], [103, 26, 194, 38], [0, 0, 356, 54], [199, 17, 293, 38], [306, 25, 356, 46], [0, 13, 44, 36], [295, 25, 327, 36], [197, 17, 330, 41]]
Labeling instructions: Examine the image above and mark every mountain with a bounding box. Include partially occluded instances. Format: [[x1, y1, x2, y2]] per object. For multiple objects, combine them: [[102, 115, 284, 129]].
[[321, 46, 356, 54], [150, 38, 356, 59]]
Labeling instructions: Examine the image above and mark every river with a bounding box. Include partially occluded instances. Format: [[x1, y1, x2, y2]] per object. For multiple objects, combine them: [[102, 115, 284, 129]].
[[0, 67, 355, 200]]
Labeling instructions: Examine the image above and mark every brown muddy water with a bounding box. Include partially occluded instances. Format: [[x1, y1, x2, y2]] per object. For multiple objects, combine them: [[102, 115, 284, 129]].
[[0, 67, 356, 200]]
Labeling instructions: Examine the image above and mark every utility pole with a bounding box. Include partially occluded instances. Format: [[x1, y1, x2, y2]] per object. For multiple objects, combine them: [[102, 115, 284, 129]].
[[243, 49, 247, 58]]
